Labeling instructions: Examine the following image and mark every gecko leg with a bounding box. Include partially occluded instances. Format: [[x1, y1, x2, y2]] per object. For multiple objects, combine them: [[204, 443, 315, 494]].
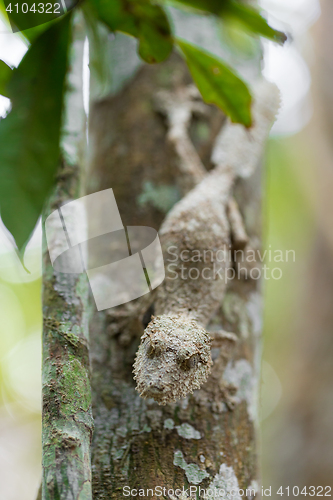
[[227, 196, 262, 280], [227, 197, 249, 251], [209, 330, 239, 411], [154, 85, 209, 192]]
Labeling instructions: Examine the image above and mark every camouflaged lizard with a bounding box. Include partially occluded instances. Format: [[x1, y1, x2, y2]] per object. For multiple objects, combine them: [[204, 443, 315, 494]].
[[133, 79, 280, 404]]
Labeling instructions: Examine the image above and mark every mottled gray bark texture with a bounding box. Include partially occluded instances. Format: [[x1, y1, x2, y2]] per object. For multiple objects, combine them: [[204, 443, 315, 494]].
[[42, 162, 93, 500], [87, 53, 264, 498], [41, 9, 265, 496], [41, 12, 95, 499]]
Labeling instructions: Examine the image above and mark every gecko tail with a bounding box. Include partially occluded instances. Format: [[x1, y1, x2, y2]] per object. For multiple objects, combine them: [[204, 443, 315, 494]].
[[211, 77, 281, 179], [253, 78, 281, 127]]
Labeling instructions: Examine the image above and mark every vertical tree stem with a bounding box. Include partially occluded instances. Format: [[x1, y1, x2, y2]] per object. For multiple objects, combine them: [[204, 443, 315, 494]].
[[41, 13, 94, 500]]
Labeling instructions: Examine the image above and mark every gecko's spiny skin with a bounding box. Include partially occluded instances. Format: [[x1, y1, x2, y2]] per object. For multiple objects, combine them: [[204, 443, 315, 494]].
[[134, 80, 280, 405], [133, 314, 212, 405]]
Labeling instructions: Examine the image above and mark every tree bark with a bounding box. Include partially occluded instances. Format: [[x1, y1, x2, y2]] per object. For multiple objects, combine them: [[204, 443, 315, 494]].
[[41, 14, 94, 500], [42, 12, 265, 500], [42, 162, 94, 500], [87, 53, 263, 498]]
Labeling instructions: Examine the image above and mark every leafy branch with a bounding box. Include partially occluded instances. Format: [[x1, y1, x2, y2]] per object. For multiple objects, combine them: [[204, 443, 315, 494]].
[[0, 0, 286, 252]]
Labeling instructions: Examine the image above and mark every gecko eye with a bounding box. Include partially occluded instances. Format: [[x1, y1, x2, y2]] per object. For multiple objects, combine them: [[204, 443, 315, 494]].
[[147, 339, 165, 358], [177, 353, 200, 371]]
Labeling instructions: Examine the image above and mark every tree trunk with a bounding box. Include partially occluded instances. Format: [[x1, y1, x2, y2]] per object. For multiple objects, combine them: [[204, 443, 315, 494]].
[[42, 13, 264, 500], [42, 161, 93, 500], [87, 56, 263, 499], [41, 15, 94, 500]]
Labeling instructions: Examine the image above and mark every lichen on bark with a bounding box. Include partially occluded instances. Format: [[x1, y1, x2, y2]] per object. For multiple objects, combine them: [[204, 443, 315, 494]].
[[42, 162, 94, 500], [41, 10, 94, 498], [87, 50, 264, 497], [41, 9, 268, 497]]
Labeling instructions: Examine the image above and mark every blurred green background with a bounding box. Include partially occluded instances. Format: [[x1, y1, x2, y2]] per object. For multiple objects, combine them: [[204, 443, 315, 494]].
[[0, 251, 42, 499]]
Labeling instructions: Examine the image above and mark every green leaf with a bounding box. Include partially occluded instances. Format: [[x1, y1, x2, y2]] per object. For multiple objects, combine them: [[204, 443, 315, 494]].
[[223, 1, 287, 45], [1, 0, 68, 40], [0, 60, 12, 98], [164, 0, 287, 44], [90, 0, 173, 63], [136, 4, 174, 63], [0, 14, 72, 253], [176, 38, 252, 127]]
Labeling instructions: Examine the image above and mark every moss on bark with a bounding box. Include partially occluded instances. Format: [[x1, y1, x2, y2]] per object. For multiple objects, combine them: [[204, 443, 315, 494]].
[[42, 162, 94, 500]]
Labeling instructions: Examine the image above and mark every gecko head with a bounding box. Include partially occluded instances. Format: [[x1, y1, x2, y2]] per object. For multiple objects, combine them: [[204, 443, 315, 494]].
[[133, 314, 212, 405]]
